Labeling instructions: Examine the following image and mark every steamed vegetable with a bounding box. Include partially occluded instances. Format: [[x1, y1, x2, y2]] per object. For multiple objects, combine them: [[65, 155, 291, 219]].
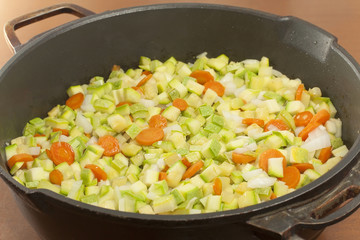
[[6, 53, 348, 214]]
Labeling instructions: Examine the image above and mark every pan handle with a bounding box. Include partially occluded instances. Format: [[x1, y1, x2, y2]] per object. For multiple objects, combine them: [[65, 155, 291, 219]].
[[4, 3, 95, 54], [247, 156, 360, 239]]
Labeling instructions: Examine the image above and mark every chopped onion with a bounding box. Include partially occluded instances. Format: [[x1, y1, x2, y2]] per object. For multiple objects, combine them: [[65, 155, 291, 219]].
[[163, 124, 182, 136], [301, 126, 331, 152], [242, 169, 266, 181], [196, 52, 208, 58], [251, 99, 263, 106], [140, 98, 156, 108], [234, 142, 257, 154], [222, 111, 243, 123], [257, 91, 266, 100], [234, 85, 246, 97], [220, 73, 236, 96], [81, 94, 95, 112], [295, 126, 304, 136], [248, 177, 277, 189], [28, 147, 40, 156], [87, 136, 98, 146], [234, 127, 246, 134], [272, 69, 283, 77], [267, 124, 281, 132], [76, 113, 93, 134], [157, 158, 165, 170], [59, 135, 69, 143]]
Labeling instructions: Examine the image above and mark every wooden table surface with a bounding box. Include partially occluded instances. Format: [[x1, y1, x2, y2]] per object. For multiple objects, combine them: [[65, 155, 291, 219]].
[[0, 0, 359, 239]]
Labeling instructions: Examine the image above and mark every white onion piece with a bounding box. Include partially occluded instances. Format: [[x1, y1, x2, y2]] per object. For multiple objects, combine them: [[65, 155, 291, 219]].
[[242, 169, 266, 181], [223, 81, 237, 96], [163, 124, 182, 136], [251, 99, 263, 106], [295, 126, 304, 136], [222, 111, 243, 123], [147, 192, 159, 201], [150, 164, 160, 172], [81, 94, 95, 112], [87, 136, 98, 146], [234, 142, 257, 154], [257, 91, 266, 100], [267, 124, 280, 132], [234, 127, 247, 134], [140, 98, 156, 108], [301, 126, 331, 152], [157, 158, 165, 170], [76, 113, 93, 134], [234, 85, 246, 97], [220, 73, 235, 96], [59, 135, 69, 142], [220, 72, 234, 83], [28, 147, 40, 156], [248, 177, 277, 189], [272, 69, 283, 77]]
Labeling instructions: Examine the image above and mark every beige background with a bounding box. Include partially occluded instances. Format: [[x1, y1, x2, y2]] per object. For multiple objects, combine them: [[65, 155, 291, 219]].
[[0, 0, 359, 239]]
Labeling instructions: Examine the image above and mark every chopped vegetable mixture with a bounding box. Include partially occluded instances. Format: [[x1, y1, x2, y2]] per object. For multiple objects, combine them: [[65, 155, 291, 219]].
[[6, 53, 348, 214]]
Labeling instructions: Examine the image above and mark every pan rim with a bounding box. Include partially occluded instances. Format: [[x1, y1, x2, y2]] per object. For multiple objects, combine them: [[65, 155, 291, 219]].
[[0, 2, 359, 224]]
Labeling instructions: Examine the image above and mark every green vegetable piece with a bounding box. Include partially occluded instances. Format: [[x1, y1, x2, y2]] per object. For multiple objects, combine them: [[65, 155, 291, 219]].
[[199, 105, 213, 117], [201, 139, 221, 159]]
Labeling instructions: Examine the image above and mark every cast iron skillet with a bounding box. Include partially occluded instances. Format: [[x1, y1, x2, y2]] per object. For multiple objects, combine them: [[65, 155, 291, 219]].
[[0, 3, 359, 240]]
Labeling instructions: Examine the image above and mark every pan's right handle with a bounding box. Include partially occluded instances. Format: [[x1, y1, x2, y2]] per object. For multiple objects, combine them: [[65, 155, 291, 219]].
[[4, 3, 95, 54], [247, 154, 360, 239]]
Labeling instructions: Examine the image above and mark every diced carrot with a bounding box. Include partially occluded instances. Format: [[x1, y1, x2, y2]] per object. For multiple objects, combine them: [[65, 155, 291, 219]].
[[270, 192, 277, 200], [181, 157, 192, 168], [190, 70, 214, 85], [259, 149, 287, 173], [203, 81, 225, 97], [132, 86, 144, 94], [7, 153, 33, 169], [318, 146, 332, 163], [294, 111, 313, 127], [97, 135, 120, 157], [173, 98, 188, 111], [46, 149, 52, 159], [159, 172, 167, 181], [85, 164, 107, 181], [136, 74, 153, 87], [295, 84, 304, 101], [135, 127, 164, 146], [311, 109, 330, 125], [84, 133, 91, 138], [232, 152, 256, 164], [162, 165, 169, 172], [242, 118, 265, 127], [142, 70, 152, 76], [264, 119, 289, 132], [66, 93, 84, 110], [213, 178, 222, 195], [298, 109, 330, 141], [116, 101, 133, 107], [149, 114, 167, 129], [112, 65, 121, 71], [182, 160, 204, 180], [34, 134, 45, 137], [49, 142, 75, 165], [279, 166, 301, 189], [49, 169, 63, 185], [292, 163, 314, 173], [53, 128, 69, 136]]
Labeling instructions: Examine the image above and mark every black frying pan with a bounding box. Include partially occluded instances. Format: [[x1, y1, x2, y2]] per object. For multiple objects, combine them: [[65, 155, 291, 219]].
[[0, 3, 359, 240]]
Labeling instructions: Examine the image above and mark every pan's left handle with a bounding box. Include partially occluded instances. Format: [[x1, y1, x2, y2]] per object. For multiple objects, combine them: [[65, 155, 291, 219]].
[[4, 3, 95, 54]]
